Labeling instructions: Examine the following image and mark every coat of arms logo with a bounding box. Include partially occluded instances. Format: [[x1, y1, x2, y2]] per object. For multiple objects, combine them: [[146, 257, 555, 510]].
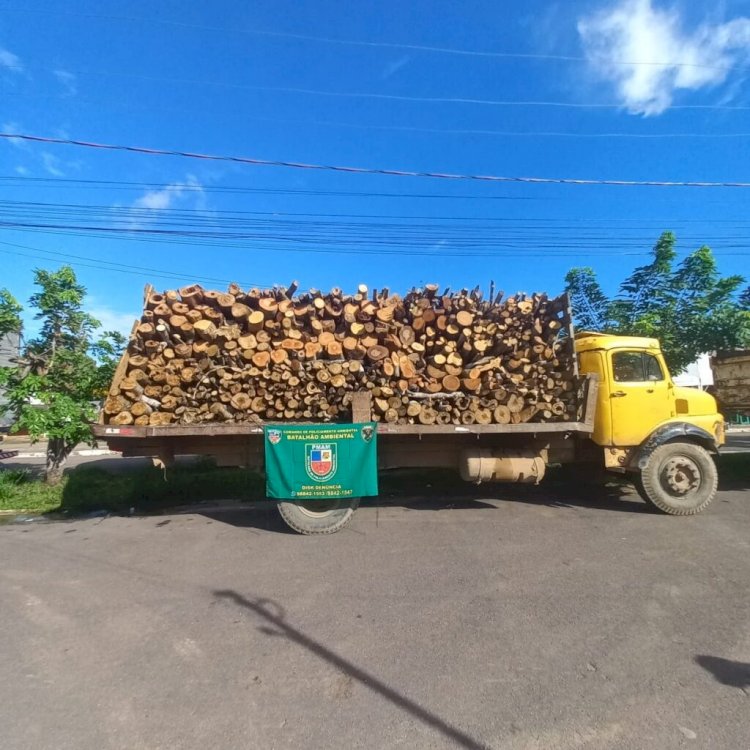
[[267, 429, 282, 445], [305, 443, 337, 482]]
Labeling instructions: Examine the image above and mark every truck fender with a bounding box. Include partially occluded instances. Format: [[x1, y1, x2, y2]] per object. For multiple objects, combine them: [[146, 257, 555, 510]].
[[634, 422, 718, 470]]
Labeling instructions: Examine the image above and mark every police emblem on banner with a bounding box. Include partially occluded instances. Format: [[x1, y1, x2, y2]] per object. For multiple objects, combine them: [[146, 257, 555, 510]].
[[305, 443, 337, 482], [267, 429, 282, 446], [360, 425, 374, 443]]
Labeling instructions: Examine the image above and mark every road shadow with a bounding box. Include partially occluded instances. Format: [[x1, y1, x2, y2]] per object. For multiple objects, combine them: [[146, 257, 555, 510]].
[[194, 483, 650, 534], [213, 589, 491, 750], [198, 504, 293, 534], [695, 655, 750, 690], [379, 479, 652, 516], [188, 478, 651, 534], [716, 454, 750, 492]]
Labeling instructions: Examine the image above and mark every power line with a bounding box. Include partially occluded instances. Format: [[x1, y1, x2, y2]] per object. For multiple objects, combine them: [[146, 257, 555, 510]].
[[5, 198, 750, 232], [0, 239, 269, 286], [5, 222, 750, 258], [0, 7, 733, 71], [0, 176, 539, 201], [8, 64, 750, 111], [0, 228, 659, 258], [0, 176, 738, 213], [9, 92, 746, 139], [4, 93, 746, 139], [2, 132, 750, 188]]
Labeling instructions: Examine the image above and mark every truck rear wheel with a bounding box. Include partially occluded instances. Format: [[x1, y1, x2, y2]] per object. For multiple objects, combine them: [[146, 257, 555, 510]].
[[277, 497, 360, 535], [638, 442, 717, 516]]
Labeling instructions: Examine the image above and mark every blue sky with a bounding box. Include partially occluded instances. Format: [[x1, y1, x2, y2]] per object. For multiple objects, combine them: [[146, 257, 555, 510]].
[[1, 0, 749, 334]]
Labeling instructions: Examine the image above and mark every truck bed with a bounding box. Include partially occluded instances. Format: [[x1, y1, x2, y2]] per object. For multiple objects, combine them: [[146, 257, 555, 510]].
[[92, 375, 599, 467], [711, 350, 750, 417]]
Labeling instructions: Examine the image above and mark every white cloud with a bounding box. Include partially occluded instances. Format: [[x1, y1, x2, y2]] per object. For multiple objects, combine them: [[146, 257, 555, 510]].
[[127, 175, 207, 230], [88, 305, 138, 337], [134, 186, 180, 210], [578, 0, 750, 115], [2, 123, 79, 176], [2, 121, 26, 148], [0, 47, 22, 72], [40, 151, 64, 177], [53, 69, 77, 96], [132, 174, 205, 211]]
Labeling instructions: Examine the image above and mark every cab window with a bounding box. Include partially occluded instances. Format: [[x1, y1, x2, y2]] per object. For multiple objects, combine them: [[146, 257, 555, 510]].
[[612, 351, 664, 382], [644, 354, 664, 381]]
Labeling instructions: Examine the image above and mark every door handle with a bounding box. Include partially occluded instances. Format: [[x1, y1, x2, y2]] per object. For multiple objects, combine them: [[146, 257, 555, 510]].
[[646, 388, 654, 393], [611, 391, 627, 397]]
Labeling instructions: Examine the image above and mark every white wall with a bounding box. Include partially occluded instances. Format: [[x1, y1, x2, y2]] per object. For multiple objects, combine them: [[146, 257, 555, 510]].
[[673, 353, 714, 389]]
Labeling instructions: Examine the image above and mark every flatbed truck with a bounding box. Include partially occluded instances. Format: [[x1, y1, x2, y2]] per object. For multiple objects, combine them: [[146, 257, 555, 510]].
[[93, 332, 725, 534]]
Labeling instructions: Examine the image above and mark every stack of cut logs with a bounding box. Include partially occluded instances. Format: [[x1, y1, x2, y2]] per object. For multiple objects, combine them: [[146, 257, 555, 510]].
[[103, 282, 578, 427]]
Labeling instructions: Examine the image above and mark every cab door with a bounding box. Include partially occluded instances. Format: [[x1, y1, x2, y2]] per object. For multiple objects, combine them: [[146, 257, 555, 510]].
[[609, 350, 674, 446]]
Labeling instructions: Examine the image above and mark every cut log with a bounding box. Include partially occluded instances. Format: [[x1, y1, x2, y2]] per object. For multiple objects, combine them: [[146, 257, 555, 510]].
[[110, 411, 134, 425], [231, 393, 253, 411], [442, 375, 461, 392], [247, 310, 265, 332], [418, 406, 438, 425], [104, 395, 130, 415], [193, 320, 217, 340], [367, 345, 389, 362], [493, 405, 511, 424]]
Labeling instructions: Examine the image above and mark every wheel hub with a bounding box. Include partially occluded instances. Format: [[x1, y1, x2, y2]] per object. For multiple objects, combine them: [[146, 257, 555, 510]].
[[663, 456, 700, 495]]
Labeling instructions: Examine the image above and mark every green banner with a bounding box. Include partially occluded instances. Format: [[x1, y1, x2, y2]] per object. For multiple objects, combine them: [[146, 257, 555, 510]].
[[264, 423, 378, 500]]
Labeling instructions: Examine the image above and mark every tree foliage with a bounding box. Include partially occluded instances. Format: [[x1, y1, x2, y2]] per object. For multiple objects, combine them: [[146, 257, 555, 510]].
[[565, 232, 750, 374], [0, 267, 126, 484], [0, 289, 22, 339]]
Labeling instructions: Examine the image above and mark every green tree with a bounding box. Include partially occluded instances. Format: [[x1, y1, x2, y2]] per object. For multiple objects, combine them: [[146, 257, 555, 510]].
[[0, 267, 125, 484], [564, 267, 613, 332], [565, 232, 749, 374], [0, 289, 22, 338]]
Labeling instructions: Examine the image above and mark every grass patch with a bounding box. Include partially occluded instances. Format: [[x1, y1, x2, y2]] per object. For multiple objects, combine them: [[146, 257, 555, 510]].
[[0, 459, 265, 516], [0, 469, 63, 513]]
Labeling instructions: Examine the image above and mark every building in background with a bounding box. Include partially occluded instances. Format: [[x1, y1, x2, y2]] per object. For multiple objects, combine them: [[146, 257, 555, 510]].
[[0, 331, 20, 429], [673, 353, 714, 390]]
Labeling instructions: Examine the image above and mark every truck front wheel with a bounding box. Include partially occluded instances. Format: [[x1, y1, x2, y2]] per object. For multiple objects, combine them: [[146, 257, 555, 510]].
[[277, 497, 360, 535], [638, 442, 718, 515]]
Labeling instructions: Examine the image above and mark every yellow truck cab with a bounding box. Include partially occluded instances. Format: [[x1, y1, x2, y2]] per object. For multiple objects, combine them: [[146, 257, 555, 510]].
[[576, 332, 725, 515]]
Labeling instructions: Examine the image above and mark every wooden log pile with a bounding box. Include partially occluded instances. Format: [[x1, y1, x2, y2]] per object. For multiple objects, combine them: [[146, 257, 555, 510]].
[[103, 282, 579, 427]]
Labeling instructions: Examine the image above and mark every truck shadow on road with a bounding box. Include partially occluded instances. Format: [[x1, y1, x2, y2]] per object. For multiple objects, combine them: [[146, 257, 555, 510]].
[[386, 481, 652, 515], [196, 482, 652, 534], [213, 589, 492, 750], [695, 656, 750, 691]]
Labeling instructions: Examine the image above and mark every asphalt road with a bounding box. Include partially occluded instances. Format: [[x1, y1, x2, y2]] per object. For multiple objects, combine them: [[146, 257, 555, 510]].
[[2, 482, 749, 750]]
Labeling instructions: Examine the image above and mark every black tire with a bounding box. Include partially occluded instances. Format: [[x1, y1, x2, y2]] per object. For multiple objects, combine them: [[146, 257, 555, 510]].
[[639, 442, 718, 516], [631, 474, 650, 503], [277, 497, 360, 535]]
